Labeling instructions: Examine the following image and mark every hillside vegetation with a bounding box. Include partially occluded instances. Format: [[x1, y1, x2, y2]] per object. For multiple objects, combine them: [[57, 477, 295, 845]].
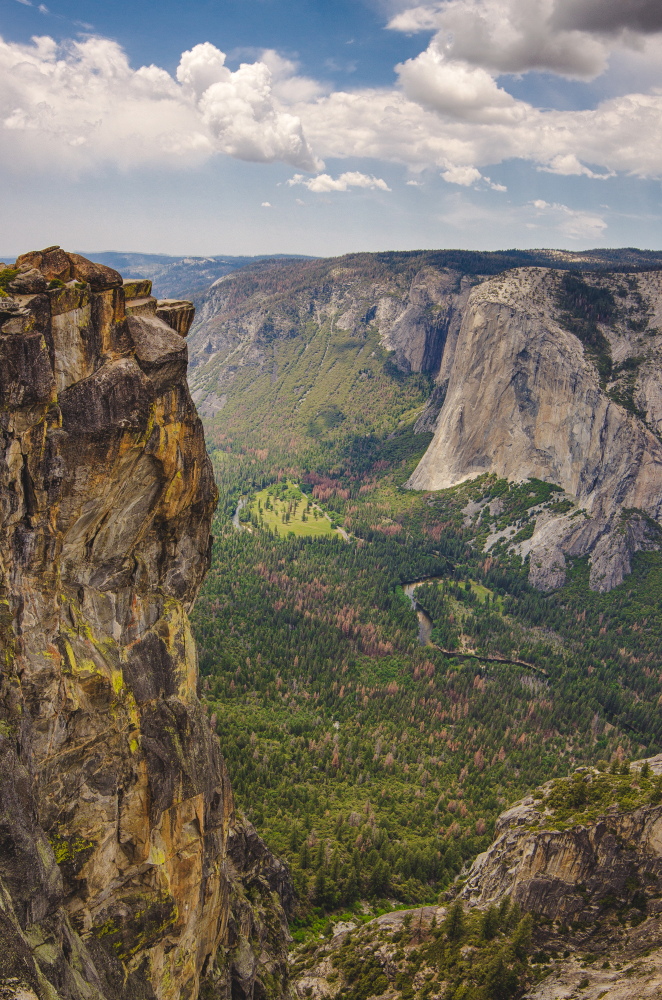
[[185, 250, 662, 977]]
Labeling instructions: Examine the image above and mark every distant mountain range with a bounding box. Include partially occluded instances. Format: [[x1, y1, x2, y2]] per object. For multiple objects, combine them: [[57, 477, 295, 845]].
[[82, 252, 315, 300], [4, 247, 662, 301]]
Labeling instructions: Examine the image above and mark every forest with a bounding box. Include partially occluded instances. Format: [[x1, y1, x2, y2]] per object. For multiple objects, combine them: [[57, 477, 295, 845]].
[[191, 421, 662, 933]]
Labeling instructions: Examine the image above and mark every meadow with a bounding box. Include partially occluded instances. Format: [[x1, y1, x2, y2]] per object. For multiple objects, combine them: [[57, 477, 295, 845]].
[[244, 481, 339, 538]]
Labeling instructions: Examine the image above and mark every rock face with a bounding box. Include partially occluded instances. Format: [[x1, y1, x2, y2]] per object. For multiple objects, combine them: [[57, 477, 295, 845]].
[[187, 257, 474, 386], [185, 252, 662, 591], [408, 268, 662, 591], [462, 773, 662, 920], [458, 759, 662, 998], [0, 251, 292, 1000]]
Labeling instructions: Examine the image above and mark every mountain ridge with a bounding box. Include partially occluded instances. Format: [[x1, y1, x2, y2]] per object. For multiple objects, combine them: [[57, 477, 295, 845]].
[[185, 248, 662, 591]]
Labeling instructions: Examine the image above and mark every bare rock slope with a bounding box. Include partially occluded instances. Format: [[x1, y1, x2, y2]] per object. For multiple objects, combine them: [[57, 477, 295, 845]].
[[459, 758, 662, 998], [0, 249, 292, 1000], [409, 268, 662, 590]]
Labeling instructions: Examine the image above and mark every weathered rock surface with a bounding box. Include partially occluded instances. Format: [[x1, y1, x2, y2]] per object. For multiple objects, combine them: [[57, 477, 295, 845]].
[[0, 252, 293, 1000], [409, 268, 662, 590], [15, 247, 123, 290], [155, 302, 195, 338], [458, 758, 662, 998], [186, 256, 480, 397]]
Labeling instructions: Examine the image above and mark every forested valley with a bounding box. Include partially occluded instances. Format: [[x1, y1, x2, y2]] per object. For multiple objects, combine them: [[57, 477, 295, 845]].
[[191, 424, 662, 937]]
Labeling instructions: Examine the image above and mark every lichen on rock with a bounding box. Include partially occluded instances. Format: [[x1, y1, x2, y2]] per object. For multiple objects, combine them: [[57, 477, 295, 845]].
[[0, 249, 293, 1000]]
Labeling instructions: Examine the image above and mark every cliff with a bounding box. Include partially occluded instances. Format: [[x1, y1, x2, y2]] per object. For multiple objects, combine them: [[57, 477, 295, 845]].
[[0, 249, 292, 1000], [187, 255, 473, 414], [291, 759, 662, 1000], [458, 758, 662, 998], [408, 267, 662, 591]]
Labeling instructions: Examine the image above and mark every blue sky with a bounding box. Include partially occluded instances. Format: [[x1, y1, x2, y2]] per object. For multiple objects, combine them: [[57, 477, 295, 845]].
[[2, 0, 662, 256]]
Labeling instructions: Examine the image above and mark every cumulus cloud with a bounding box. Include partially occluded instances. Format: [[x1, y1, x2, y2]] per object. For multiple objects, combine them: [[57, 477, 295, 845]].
[[397, 45, 524, 122], [295, 80, 662, 182], [287, 171, 391, 192], [0, 35, 320, 173], [3, 17, 662, 195], [177, 43, 320, 169], [388, 0, 611, 79], [441, 164, 482, 185]]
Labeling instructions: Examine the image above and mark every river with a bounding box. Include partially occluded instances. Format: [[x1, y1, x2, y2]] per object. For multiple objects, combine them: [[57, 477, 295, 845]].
[[232, 497, 248, 530], [402, 577, 445, 646]]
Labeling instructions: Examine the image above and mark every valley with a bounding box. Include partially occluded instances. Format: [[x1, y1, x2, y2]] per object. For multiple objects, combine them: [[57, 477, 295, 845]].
[[4, 245, 662, 1000], [184, 246, 662, 996]]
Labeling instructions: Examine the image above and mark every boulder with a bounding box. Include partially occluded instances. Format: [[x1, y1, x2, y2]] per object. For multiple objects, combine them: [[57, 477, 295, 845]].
[[15, 246, 122, 290], [123, 278, 152, 300]]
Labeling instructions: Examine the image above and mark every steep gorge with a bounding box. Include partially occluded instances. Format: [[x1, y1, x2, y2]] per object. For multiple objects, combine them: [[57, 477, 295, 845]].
[[0, 249, 292, 1000]]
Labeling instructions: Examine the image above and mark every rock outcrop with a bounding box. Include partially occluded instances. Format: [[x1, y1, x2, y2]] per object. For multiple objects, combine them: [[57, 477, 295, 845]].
[[408, 268, 662, 590], [457, 758, 662, 998], [0, 250, 292, 1000]]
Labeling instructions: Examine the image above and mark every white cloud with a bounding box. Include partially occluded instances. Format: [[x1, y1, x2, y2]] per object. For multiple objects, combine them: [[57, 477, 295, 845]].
[[2, 19, 662, 195], [287, 171, 391, 192], [540, 153, 613, 179], [296, 83, 662, 182], [529, 198, 608, 240], [0, 35, 321, 173], [435, 191, 608, 243], [261, 201, 272, 207], [388, 5, 444, 32], [441, 164, 482, 185], [177, 43, 321, 169], [388, 0, 611, 80], [397, 45, 524, 122], [484, 176, 507, 191]]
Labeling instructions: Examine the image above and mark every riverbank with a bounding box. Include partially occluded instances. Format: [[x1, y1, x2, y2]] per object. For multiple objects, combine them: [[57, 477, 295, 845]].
[[403, 576, 545, 673]]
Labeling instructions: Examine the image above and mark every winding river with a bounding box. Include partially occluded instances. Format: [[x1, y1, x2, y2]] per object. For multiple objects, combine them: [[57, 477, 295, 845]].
[[403, 577, 546, 673], [402, 577, 444, 646], [232, 497, 248, 530]]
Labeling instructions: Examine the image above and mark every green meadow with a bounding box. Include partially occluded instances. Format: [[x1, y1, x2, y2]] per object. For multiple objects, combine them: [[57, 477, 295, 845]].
[[246, 482, 338, 538]]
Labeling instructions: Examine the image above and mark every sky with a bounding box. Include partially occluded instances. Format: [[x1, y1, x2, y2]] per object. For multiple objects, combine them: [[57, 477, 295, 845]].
[[2, 0, 662, 256]]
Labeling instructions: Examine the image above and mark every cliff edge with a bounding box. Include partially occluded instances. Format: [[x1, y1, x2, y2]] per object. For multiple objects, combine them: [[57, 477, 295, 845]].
[[0, 249, 292, 1000]]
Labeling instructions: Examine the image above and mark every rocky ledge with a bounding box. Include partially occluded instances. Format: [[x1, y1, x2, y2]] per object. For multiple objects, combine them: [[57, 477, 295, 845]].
[[291, 757, 662, 999], [0, 248, 293, 1000]]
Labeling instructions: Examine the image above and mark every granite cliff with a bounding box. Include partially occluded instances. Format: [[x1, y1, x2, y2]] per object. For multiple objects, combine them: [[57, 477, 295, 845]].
[[186, 251, 662, 591], [458, 757, 662, 998], [408, 267, 662, 591], [0, 249, 292, 1000]]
